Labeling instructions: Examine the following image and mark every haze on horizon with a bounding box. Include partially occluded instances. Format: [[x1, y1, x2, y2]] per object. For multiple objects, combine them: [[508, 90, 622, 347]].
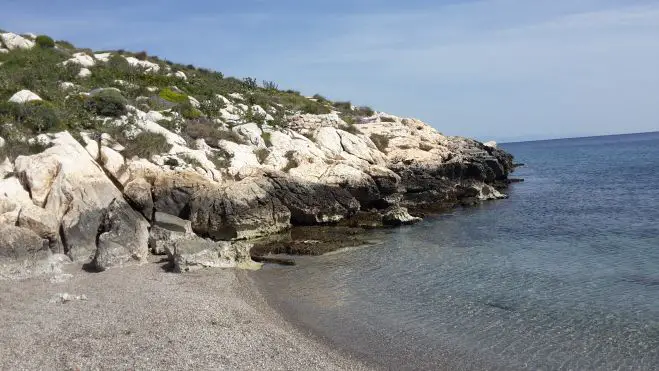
[[2, 0, 658, 142]]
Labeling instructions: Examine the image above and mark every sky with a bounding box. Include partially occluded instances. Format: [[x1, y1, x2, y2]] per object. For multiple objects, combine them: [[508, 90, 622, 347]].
[[2, 0, 659, 142]]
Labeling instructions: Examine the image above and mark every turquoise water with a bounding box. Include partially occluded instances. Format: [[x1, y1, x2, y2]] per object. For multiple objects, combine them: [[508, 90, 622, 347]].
[[254, 132, 659, 370]]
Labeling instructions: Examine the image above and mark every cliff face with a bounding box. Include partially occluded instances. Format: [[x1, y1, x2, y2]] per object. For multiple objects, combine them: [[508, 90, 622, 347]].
[[0, 32, 514, 278]]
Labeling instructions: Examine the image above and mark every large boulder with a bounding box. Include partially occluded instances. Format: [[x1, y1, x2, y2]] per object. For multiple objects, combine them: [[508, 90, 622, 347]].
[[149, 212, 193, 255], [13, 132, 146, 261], [8, 90, 41, 104], [166, 239, 259, 273], [17, 204, 62, 252], [0, 33, 35, 50], [0, 225, 48, 260], [92, 198, 149, 271], [267, 174, 359, 225], [123, 177, 153, 220], [189, 178, 291, 240], [0, 225, 68, 280]]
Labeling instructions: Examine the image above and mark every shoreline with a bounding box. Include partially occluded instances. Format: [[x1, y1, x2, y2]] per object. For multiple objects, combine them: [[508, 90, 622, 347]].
[[0, 257, 371, 370]]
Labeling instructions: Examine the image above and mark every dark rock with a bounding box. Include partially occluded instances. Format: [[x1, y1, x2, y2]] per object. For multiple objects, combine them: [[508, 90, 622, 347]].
[[267, 174, 359, 225], [93, 198, 149, 271], [189, 179, 291, 240]]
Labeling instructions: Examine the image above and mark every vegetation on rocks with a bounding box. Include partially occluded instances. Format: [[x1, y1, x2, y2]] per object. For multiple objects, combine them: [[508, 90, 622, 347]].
[[183, 118, 245, 145], [85, 90, 127, 117], [122, 132, 172, 159], [254, 147, 270, 163], [370, 133, 390, 152], [35, 35, 55, 48]]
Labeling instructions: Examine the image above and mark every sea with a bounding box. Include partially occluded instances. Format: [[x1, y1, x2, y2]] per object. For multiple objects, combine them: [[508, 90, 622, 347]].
[[253, 132, 659, 370]]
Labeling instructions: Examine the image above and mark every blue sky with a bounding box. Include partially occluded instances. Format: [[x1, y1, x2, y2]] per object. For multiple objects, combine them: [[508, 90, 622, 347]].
[[2, 0, 659, 142]]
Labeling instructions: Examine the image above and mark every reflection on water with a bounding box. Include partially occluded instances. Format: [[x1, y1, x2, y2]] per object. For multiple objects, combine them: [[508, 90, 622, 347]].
[[254, 133, 659, 370]]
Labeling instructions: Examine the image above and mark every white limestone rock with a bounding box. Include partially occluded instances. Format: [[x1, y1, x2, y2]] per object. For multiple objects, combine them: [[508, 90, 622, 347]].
[[13, 132, 149, 262], [63, 52, 95, 68], [124, 56, 160, 73], [174, 71, 187, 80], [58, 82, 76, 91], [94, 52, 111, 62], [100, 146, 129, 185], [8, 90, 41, 104], [77, 68, 91, 78], [0, 33, 35, 50]]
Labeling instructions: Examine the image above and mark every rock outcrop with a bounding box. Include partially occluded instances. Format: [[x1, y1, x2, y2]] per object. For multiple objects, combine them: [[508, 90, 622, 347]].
[[0, 30, 517, 278]]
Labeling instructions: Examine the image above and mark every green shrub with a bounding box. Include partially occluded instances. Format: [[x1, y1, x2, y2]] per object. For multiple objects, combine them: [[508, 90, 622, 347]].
[[183, 119, 246, 145], [0, 139, 49, 161], [210, 149, 233, 169], [333, 101, 352, 111], [282, 150, 299, 172], [181, 154, 203, 168], [244, 108, 266, 126], [35, 35, 55, 48], [199, 98, 226, 117], [180, 105, 201, 119], [269, 110, 287, 127], [122, 131, 172, 159], [157, 118, 178, 132], [312, 94, 329, 104], [370, 133, 390, 152], [159, 88, 188, 104], [300, 101, 331, 115], [85, 90, 127, 117], [135, 51, 148, 61], [56, 40, 75, 49], [254, 148, 270, 163], [380, 116, 396, 122], [419, 142, 434, 151], [261, 132, 272, 147], [344, 124, 362, 135], [243, 77, 258, 90], [262, 80, 278, 90], [356, 106, 375, 117], [0, 101, 61, 134]]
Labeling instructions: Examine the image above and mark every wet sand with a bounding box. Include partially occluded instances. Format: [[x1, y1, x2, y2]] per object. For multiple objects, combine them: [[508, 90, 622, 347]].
[[0, 257, 370, 370]]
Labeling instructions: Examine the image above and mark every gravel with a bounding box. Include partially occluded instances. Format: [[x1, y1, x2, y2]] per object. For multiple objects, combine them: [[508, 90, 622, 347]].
[[0, 257, 371, 370]]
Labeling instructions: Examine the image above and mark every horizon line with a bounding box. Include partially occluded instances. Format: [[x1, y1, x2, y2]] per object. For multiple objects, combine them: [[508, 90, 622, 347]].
[[500, 130, 659, 145]]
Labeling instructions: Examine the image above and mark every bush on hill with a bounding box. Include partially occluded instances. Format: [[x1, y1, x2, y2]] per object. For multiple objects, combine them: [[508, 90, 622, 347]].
[[122, 131, 172, 159], [85, 90, 127, 117], [159, 87, 189, 104], [0, 100, 61, 134], [370, 133, 390, 152], [35, 35, 55, 48]]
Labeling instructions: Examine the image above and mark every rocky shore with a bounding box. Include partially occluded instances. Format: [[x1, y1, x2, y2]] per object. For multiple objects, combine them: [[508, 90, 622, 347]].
[[0, 30, 518, 369]]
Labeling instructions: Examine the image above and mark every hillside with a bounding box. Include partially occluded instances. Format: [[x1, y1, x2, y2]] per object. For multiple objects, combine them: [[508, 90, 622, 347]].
[[0, 31, 515, 278]]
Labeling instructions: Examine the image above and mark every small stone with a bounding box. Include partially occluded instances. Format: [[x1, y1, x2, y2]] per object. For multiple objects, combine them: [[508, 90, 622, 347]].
[[50, 292, 88, 304]]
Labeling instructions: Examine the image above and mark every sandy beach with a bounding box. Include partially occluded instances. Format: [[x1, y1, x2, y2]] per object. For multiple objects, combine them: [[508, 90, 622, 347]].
[[0, 257, 370, 370]]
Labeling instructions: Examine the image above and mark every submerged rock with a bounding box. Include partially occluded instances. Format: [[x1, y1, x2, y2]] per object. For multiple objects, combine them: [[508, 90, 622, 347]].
[[382, 206, 422, 226]]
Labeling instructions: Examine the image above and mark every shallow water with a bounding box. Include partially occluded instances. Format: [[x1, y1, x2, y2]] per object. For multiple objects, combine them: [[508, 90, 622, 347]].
[[254, 132, 659, 370]]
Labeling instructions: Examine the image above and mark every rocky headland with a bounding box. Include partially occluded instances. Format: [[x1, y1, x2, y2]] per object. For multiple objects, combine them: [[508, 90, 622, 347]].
[[0, 31, 515, 279]]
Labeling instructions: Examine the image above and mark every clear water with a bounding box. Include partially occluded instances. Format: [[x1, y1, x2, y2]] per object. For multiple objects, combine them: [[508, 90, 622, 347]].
[[253, 132, 659, 370]]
